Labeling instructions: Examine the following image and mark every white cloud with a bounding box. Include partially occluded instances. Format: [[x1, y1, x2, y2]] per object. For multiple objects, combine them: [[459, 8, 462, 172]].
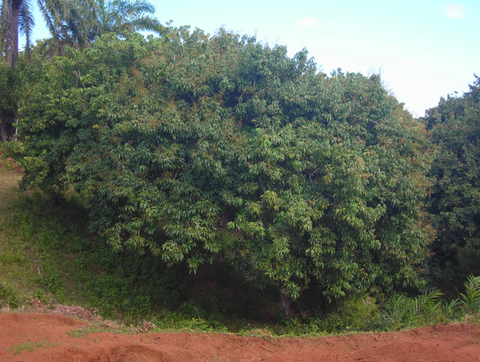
[[445, 4, 465, 19], [296, 17, 319, 28]]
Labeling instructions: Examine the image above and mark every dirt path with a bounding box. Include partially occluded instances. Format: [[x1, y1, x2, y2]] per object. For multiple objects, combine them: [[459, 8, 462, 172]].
[[1, 313, 480, 361]]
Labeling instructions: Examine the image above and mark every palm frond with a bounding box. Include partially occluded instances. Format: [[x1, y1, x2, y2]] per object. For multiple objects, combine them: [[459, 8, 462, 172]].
[[19, 0, 35, 60], [460, 275, 480, 313], [127, 14, 161, 33], [19, 0, 35, 35], [111, 0, 154, 16], [125, 0, 155, 16], [37, 0, 58, 39], [96, 0, 159, 36]]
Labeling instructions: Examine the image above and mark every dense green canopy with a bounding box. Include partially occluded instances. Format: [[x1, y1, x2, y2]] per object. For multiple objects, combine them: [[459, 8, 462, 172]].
[[8, 28, 432, 302], [426, 76, 480, 265]]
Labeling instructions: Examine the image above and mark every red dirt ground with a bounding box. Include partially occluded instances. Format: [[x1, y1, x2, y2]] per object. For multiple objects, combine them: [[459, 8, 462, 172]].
[[2, 313, 480, 361]]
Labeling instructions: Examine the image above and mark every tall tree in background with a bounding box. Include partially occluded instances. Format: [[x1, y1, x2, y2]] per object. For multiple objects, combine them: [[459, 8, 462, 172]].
[[36, 0, 93, 56], [425, 76, 480, 278], [38, 0, 162, 57], [94, 0, 162, 36], [0, 0, 34, 67], [1, 0, 161, 67]]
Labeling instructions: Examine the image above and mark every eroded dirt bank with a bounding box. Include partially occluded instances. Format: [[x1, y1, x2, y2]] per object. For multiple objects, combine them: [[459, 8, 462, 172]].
[[1, 313, 480, 361]]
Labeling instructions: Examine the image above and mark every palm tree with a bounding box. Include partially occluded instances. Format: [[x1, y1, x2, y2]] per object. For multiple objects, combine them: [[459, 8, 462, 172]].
[[37, 0, 99, 56], [1, 0, 161, 67], [95, 0, 161, 36], [1, 0, 81, 67], [0, 0, 34, 67], [62, 0, 163, 49]]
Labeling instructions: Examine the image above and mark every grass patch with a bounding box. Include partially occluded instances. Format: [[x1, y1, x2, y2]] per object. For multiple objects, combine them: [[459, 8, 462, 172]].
[[0, 155, 44, 308], [10, 340, 57, 355]]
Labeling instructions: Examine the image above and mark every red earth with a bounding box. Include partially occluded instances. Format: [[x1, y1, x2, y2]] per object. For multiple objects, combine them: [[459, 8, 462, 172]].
[[1, 313, 480, 361]]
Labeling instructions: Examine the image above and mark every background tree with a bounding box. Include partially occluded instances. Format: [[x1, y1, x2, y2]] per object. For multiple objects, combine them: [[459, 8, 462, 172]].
[[1, 0, 160, 66], [0, 0, 34, 67], [93, 0, 162, 36], [0, 63, 16, 140], [425, 76, 480, 283], [38, 0, 162, 56]]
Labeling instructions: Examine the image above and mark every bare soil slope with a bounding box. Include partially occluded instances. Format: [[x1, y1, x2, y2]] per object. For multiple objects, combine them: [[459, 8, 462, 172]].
[[1, 313, 480, 361]]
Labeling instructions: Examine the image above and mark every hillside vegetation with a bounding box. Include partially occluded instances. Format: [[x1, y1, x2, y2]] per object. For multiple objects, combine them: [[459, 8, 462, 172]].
[[1, 23, 480, 333], [7, 29, 433, 303]]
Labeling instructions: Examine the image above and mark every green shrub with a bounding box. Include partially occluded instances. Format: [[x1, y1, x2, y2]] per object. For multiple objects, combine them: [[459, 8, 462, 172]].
[[311, 297, 380, 333], [9, 28, 432, 307], [376, 276, 480, 331], [0, 283, 22, 308], [460, 275, 480, 313]]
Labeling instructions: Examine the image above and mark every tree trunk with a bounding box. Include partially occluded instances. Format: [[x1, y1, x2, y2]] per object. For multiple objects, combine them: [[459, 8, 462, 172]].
[[0, 112, 16, 142], [8, 0, 22, 68], [279, 288, 294, 319], [0, 117, 7, 142]]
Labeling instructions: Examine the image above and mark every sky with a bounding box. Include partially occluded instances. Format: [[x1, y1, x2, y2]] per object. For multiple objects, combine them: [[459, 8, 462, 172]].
[[23, 0, 480, 117]]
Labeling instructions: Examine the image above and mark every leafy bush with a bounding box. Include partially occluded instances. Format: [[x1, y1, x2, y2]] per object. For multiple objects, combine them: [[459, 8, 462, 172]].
[[378, 290, 444, 331], [7, 28, 432, 308], [0, 63, 17, 141], [310, 297, 380, 333], [377, 275, 480, 331], [459, 275, 480, 313], [425, 77, 480, 283], [0, 283, 22, 308]]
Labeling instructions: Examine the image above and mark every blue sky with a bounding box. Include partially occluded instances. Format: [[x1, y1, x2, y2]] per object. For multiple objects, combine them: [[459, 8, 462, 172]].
[[24, 0, 480, 117]]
